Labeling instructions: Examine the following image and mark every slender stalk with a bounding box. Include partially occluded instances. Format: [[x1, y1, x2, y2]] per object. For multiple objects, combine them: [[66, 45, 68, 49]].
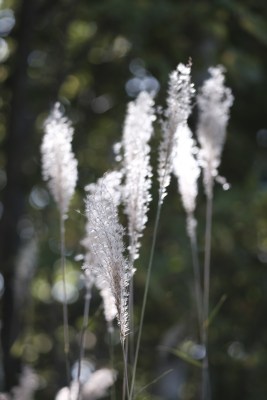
[[128, 262, 135, 364], [108, 323, 116, 400], [122, 340, 130, 400], [188, 222, 203, 341], [203, 192, 213, 332], [123, 273, 136, 394], [202, 356, 210, 400], [60, 213, 70, 386], [77, 287, 91, 400], [122, 336, 129, 400], [129, 201, 162, 400], [202, 182, 213, 400], [125, 250, 136, 399]]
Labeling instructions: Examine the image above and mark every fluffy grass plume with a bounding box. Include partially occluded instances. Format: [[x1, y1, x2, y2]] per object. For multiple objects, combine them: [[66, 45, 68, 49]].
[[197, 66, 234, 197], [117, 91, 155, 262], [84, 176, 130, 342], [41, 102, 78, 218]]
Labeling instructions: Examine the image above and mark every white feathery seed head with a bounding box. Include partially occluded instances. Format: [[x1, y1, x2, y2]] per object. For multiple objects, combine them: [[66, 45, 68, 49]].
[[172, 124, 200, 237], [41, 103, 78, 218], [85, 180, 130, 341], [95, 275, 117, 324], [166, 62, 195, 127], [85, 170, 122, 209], [197, 66, 233, 197], [82, 249, 117, 325], [158, 62, 195, 203], [82, 257, 117, 333], [83, 171, 123, 325], [120, 91, 155, 261]]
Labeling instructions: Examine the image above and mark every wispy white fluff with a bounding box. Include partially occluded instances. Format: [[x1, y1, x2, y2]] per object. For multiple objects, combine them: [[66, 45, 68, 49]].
[[41, 103, 78, 218], [12, 366, 39, 400], [83, 256, 117, 325], [0, 394, 9, 399], [197, 66, 233, 197], [96, 276, 117, 324], [119, 91, 155, 261], [172, 124, 200, 238], [55, 369, 116, 400], [85, 170, 122, 209], [83, 171, 122, 325], [55, 382, 78, 400], [158, 62, 195, 203], [85, 182, 130, 341], [82, 368, 117, 399]]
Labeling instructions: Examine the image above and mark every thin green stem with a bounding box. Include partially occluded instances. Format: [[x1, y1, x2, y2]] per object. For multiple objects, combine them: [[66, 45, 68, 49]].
[[125, 251, 136, 398], [128, 265, 135, 364], [122, 340, 130, 400], [188, 220, 203, 342], [122, 336, 129, 400], [129, 201, 162, 400], [60, 214, 70, 386], [202, 186, 213, 400]]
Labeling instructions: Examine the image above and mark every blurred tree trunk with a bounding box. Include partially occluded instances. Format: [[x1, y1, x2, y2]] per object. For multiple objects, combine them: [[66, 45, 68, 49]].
[[0, 0, 35, 390]]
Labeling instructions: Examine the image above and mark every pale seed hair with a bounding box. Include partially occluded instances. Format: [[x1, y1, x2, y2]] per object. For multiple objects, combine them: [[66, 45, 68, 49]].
[[12, 366, 39, 400], [55, 369, 117, 400], [83, 171, 123, 325], [85, 179, 130, 341], [82, 368, 117, 399], [196, 66, 234, 197], [118, 91, 155, 262], [158, 62, 195, 204], [41, 103, 78, 218], [172, 123, 200, 238]]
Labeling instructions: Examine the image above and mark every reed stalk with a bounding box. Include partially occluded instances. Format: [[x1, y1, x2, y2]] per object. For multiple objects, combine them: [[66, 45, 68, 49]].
[[60, 213, 70, 387], [129, 200, 162, 400], [202, 180, 213, 400], [77, 287, 91, 400]]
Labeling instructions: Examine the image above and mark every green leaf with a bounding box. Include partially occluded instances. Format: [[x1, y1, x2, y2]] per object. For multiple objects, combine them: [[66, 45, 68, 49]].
[[159, 345, 202, 368]]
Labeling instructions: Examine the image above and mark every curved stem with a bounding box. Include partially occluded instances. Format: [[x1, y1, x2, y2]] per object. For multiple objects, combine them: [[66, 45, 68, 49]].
[[129, 201, 162, 399]]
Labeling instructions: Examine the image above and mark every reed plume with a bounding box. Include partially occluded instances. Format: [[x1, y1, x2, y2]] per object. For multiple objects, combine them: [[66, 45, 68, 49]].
[[41, 103, 78, 218], [158, 62, 195, 204], [41, 102, 78, 385], [197, 66, 233, 400], [84, 175, 130, 342], [117, 91, 155, 262], [197, 66, 234, 198]]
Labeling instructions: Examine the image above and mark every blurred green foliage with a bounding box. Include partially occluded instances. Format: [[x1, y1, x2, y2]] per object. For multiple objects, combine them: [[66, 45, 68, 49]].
[[1, 0, 267, 398]]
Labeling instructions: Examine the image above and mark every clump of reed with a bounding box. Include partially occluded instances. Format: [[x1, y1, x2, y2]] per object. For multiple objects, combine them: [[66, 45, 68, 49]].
[[2, 61, 233, 400]]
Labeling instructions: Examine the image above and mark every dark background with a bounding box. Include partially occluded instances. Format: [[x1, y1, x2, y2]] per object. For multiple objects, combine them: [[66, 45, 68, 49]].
[[1, 0, 267, 398]]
